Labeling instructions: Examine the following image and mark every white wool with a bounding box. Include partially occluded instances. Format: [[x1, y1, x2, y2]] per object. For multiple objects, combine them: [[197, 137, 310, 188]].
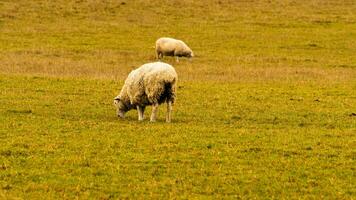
[[114, 62, 178, 122], [155, 37, 194, 61]]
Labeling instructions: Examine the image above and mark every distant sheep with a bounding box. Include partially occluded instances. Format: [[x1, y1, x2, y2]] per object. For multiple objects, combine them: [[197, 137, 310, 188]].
[[155, 37, 194, 62], [114, 61, 178, 122]]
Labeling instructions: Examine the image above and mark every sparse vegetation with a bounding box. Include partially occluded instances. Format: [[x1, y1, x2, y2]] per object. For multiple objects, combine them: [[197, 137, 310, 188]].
[[0, 0, 355, 199]]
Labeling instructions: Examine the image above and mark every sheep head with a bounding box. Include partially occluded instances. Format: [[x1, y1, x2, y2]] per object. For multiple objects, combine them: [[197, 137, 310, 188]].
[[113, 96, 127, 118]]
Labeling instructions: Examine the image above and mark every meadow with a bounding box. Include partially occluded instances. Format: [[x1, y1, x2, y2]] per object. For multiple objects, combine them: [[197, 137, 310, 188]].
[[1, 0, 355, 199]]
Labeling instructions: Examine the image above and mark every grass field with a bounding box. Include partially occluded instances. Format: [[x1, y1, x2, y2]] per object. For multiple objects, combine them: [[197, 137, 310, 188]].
[[1, 0, 356, 199]]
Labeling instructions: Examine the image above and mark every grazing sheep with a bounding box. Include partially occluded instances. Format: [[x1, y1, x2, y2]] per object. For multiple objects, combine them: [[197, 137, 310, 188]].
[[155, 37, 194, 62], [114, 62, 178, 122]]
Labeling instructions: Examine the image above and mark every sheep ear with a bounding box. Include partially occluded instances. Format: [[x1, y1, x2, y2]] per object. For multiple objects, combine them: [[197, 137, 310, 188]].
[[114, 97, 120, 101]]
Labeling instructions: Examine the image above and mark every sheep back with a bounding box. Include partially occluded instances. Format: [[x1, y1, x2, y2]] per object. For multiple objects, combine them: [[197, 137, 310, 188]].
[[120, 62, 177, 107]]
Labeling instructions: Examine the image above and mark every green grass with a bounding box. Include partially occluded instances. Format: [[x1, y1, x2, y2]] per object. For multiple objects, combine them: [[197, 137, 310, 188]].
[[1, 75, 355, 199], [1, 0, 355, 81], [0, 0, 356, 198]]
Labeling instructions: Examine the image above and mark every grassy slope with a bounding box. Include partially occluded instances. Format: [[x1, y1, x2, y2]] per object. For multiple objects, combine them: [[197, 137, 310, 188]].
[[0, 0, 356, 199], [1, 75, 355, 199], [1, 0, 355, 81]]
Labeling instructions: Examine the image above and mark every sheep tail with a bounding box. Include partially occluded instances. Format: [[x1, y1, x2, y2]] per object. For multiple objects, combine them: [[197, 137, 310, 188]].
[[154, 78, 176, 104], [166, 77, 177, 103]]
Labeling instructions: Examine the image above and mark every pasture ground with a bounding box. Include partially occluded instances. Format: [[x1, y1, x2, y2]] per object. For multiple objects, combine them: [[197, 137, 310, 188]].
[[1, 0, 355, 198]]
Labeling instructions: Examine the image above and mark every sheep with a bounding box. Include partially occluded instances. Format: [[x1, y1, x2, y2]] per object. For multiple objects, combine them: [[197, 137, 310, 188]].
[[114, 61, 178, 122], [155, 37, 194, 62]]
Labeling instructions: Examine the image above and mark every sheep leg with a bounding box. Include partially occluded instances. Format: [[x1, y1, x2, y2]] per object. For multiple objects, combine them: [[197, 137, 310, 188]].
[[150, 103, 159, 122], [175, 56, 179, 62], [156, 51, 160, 60], [137, 105, 144, 121], [141, 106, 145, 119], [166, 101, 172, 123], [157, 52, 163, 60]]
